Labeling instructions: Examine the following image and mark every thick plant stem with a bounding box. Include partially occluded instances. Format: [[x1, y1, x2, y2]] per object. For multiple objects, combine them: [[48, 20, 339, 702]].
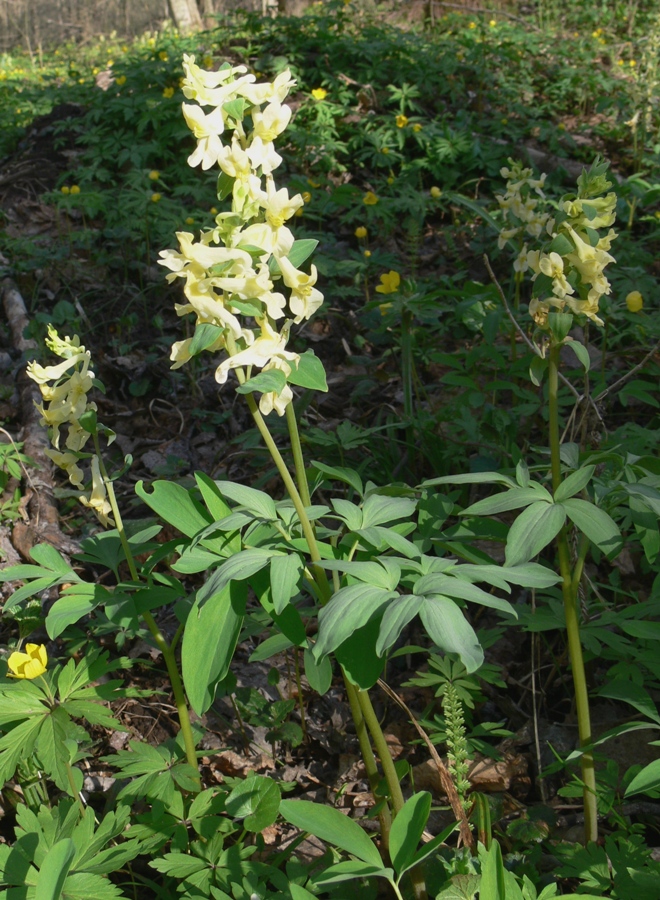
[[548, 346, 598, 843], [345, 679, 393, 852], [99, 449, 200, 781], [286, 403, 311, 508]]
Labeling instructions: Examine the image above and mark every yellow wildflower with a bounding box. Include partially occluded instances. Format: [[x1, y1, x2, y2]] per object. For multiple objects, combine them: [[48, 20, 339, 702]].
[[148, 170, 160, 180], [185, 217, 195, 225], [468, 21, 477, 29], [69, 185, 80, 195], [626, 290, 643, 312], [7, 643, 47, 679], [395, 114, 408, 128], [159, 50, 168, 61], [163, 86, 175, 98], [630, 59, 636, 67], [363, 191, 379, 205], [60, 186, 70, 195], [311, 88, 328, 100], [412, 123, 422, 132], [376, 270, 401, 294], [430, 186, 442, 199], [115, 75, 126, 85], [302, 191, 312, 203], [151, 192, 162, 202], [364, 250, 371, 257], [355, 226, 368, 238]]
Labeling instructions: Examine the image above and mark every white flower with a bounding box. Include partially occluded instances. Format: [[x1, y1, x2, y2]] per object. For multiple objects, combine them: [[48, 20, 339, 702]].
[[181, 55, 254, 107], [215, 319, 299, 385], [251, 101, 292, 143], [79, 456, 113, 527], [182, 104, 227, 169], [277, 255, 324, 323], [538, 251, 574, 299]]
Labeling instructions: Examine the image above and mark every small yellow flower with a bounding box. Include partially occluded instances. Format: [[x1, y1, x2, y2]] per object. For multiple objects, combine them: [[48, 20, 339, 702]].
[[69, 185, 80, 195], [626, 290, 643, 312], [162, 86, 175, 98], [148, 170, 160, 180], [151, 192, 162, 203], [382, 147, 390, 155], [7, 643, 47, 679], [355, 226, 368, 238], [185, 217, 195, 225], [60, 186, 70, 195], [617, 59, 624, 66], [500, 117, 508, 125], [468, 21, 477, 29], [115, 75, 126, 85], [202, 56, 213, 68], [363, 191, 379, 206], [210, 207, 218, 214], [295, 208, 304, 216], [395, 114, 408, 128], [630, 59, 636, 67], [387, 176, 394, 185], [376, 270, 401, 294], [364, 250, 371, 257], [78, 78, 85, 84], [159, 51, 168, 61], [302, 191, 312, 203], [558, 122, 566, 131], [430, 186, 442, 199], [412, 123, 422, 132], [311, 88, 328, 100], [489, 19, 497, 26], [92, 67, 99, 75], [107, 59, 114, 67]]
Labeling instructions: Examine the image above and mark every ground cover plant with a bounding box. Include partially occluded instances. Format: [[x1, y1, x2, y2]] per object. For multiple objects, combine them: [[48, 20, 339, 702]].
[[1, 1, 660, 897]]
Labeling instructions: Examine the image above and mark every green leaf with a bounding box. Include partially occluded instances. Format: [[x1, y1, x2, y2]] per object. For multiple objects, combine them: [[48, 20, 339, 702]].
[[236, 369, 287, 396], [547, 311, 573, 343], [304, 647, 333, 695], [288, 350, 328, 392], [505, 501, 566, 566], [188, 323, 224, 357], [361, 494, 417, 528], [597, 680, 660, 725], [46, 584, 110, 639], [529, 355, 548, 387], [453, 562, 560, 589], [625, 758, 660, 796], [479, 839, 506, 900], [216, 171, 234, 200], [225, 774, 281, 832], [310, 461, 363, 496], [60, 872, 125, 899], [422, 472, 516, 489], [314, 584, 397, 660], [389, 791, 431, 877], [562, 498, 622, 556], [279, 800, 382, 867], [335, 619, 385, 689], [196, 548, 275, 605], [270, 553, 303, 614], [249, 632, 294, 662], [29, 544, 74, 575], [135, 481, 211, 537], [182, 581, 247, 716], [414, 574, 515, 617], [312, 860, 393, 885], [0, 715, 47, 785], [419, 596, 484, 673], [548, 233, 574, 256], [287, 239, 319, 268], [214, 481, 278, 520], [321, 559, 400, 591], [564, 340, 590, 372], [376, 595, 424, 656], [34, 838, 75, 900], [554, 465, 595, 502], [223, 96, 247, 120], [290, 885, 319, 900], [331, 498, 363, 531], [463, 485, 552, 516]]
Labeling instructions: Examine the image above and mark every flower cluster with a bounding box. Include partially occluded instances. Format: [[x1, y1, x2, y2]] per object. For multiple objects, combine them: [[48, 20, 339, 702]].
[[525, 160, 618, 328], [159, 56, 324, 416], [27, 327, 113, 526], [496, 158, 553, 272]]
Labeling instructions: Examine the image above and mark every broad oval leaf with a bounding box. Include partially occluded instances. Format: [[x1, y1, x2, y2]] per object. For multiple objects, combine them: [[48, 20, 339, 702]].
[[389, 791, 432, 877], [314, 584, 396, 660], [413, 574, 515, 617], [304, 647, 333, 695], [226, 774, 281, 832], [288, 350, 328, 392], [182, 581, 246, 716], [376, 595, 424, 657], [562, 498, 622, 557], [463, 486, 551, 517], [554, 465, 595, 502], [279, 799, 382, 867], [214, 480, 277, 521], [505, 501, 566, 567], [418, 596, 484, 673], [135, 480, 211, 537], [35, 838, 76, 900], [625, 758, 660, 797]]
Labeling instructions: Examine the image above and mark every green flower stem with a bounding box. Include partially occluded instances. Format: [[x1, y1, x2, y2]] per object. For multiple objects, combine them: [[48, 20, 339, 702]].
[[344, 678, 392, 852], [245, 394, 424, 890], [97, 445, 200, 782], [548, 345, 597, 843], [286, 402, 311, 508], [400, 307, 416, 475], [66, 762, 86, 817]]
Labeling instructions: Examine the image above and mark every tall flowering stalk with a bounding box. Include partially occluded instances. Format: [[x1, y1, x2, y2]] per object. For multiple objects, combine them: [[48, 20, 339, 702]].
[[164, 58, 427, 895]]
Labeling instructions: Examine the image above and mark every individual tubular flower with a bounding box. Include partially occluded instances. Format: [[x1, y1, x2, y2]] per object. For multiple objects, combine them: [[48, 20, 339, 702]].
[[79, 456, 114, 527], [277, 255, 324, 323], [7, 643, 47, 679], [215, 319, 300, 387]]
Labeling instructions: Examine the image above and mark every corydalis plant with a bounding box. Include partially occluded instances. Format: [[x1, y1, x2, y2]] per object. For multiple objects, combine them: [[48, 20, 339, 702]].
[[159, 56, 323, 416], [27, 326, 114, 526]]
